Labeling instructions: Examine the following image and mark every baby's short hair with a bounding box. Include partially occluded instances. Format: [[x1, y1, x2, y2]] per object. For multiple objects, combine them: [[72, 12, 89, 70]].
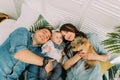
[[52, 30, 60, 33]]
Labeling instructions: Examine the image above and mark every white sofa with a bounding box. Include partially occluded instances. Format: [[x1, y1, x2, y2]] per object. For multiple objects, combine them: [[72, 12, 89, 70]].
[[0, 0, 120, 80]]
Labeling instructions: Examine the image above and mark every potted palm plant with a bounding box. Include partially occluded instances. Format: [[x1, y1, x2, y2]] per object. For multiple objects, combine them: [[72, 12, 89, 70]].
[[102, 26, 120, 54], [102, 26, 120, 80]]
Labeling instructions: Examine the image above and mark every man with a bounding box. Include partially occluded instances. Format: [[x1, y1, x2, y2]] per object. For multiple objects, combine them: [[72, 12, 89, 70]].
[[0, 27, 53, 80]]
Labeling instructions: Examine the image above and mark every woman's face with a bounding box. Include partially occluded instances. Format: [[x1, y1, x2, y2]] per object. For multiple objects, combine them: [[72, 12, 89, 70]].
[[61, 30, 75, 41]]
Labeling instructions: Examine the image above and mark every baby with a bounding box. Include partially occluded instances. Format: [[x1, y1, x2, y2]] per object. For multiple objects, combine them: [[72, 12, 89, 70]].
[[40, 30, 65, 80]]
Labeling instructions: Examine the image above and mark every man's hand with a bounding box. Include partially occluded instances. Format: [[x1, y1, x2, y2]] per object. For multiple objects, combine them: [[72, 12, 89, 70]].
[[45, 59, 54, 73]]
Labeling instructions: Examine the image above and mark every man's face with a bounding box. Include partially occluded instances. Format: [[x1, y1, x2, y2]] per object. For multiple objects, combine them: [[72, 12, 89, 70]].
[[34, 28, 51, 44]]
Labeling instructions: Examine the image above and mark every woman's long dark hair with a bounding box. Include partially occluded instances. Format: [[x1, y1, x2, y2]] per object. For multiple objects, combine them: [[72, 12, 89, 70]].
[[60, 23, 86, 58]]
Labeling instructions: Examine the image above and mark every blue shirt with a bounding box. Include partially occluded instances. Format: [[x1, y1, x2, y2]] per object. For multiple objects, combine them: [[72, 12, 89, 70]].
[[0, 27, 44, 80], [63, 33, 109, 80]]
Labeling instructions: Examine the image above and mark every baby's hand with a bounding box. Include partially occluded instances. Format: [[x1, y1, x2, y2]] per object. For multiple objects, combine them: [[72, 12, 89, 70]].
[[44, 45, 51, 51]]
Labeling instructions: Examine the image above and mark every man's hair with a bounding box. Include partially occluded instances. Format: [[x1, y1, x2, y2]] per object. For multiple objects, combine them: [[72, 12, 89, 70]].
[[36, 27, 52, 34]]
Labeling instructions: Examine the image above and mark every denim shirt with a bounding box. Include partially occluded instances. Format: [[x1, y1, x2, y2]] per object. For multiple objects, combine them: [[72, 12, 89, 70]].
[[0, 27, 44, 80], [63, 33, 109, 80]]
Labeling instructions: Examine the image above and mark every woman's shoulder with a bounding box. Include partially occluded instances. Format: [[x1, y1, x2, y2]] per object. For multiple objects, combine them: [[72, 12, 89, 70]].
[[86, 32, 100, 46], [86, 32, 99, 39]]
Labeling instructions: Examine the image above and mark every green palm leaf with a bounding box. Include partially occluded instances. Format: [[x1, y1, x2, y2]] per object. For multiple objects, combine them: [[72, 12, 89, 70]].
[[102, 26, 120, 54], [29, 15, 53, 33]]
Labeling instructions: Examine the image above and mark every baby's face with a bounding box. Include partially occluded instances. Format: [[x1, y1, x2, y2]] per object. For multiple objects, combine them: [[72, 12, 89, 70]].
[[51, 32, 63, 45]]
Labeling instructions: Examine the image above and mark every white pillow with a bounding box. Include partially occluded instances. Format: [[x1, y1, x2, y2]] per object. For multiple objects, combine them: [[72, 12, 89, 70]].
[[15, 0, 69, 30], [24, 0, 43, 14], [43, 4, 65, 29], [0, 19, 17, 45], [43, 2, 80, 29], [15, 3, 40, 29]]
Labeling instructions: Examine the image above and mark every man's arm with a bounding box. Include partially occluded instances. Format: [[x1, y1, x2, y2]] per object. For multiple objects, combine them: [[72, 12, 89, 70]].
[[14, 49, 53, 73], [14, 49, 44, 66]]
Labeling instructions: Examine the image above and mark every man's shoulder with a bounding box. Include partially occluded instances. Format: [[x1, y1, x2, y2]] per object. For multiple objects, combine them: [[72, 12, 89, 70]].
[[12, 27, 29, 34], [14, 27, 28, 32], [10, 27, 30, 37], [86, 32, 100, 45], [86, 32, 98, 40]]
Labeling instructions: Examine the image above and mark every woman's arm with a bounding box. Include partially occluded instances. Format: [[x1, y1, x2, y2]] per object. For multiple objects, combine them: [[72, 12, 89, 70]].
[[94, 53, 109, 62], [81, 52, 109, 62], [63, 53, 81, 70], [86, 33, 109, 62]]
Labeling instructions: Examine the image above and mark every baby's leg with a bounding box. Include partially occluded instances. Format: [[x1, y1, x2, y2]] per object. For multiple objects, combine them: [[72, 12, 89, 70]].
[[48, 62, 62, 80], [39, 67, 47, 80], [39, 57, 50, 80]]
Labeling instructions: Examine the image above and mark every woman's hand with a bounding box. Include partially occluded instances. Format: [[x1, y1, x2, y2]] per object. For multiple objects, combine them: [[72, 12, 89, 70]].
[[80, 52, 109, 62], [80, 52, 98, 60], [63, 52, 82, 70]]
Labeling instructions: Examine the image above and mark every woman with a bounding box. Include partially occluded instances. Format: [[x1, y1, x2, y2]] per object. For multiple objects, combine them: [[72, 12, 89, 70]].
[[60, 23, 109, 80]]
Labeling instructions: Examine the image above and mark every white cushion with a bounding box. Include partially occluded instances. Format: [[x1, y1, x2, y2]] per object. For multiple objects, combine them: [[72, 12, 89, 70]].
[[43, 4, 65, 29], [15, 1, 65, 30], [15, 0, 81, 30], [15, 3, 40, 29], [43, 2, 80, 30], [0, 19, 17, 45], [24, 0, 43, 14]]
